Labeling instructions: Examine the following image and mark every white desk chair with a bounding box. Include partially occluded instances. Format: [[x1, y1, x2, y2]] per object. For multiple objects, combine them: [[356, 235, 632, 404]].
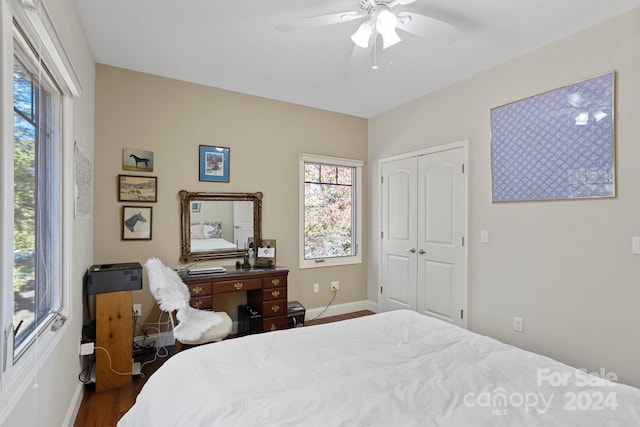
[[145, 257, 232, 352]]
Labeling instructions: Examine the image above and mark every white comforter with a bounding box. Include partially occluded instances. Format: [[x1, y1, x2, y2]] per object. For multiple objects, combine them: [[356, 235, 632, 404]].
[[119, 310, 640, 426], [190, 237, 237, 252]]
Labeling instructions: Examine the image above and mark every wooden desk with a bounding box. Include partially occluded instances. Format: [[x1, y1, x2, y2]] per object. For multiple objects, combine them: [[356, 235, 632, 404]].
[[180, 267, 289, 332]]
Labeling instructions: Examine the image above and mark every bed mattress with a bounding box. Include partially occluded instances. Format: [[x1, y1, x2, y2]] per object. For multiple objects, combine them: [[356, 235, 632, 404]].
[[119, 310, 640, 426]]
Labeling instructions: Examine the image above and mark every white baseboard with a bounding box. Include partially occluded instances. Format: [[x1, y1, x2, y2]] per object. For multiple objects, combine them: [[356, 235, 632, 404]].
[[305, 299, 377, 321], [63, 382, 85, 427]]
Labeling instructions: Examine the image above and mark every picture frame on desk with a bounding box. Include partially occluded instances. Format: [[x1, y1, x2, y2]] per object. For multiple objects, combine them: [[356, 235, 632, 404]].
[[256, 239, 276, 268]]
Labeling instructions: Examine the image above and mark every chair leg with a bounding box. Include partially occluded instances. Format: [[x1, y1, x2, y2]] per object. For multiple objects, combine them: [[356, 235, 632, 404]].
[[174, 339, 183, 353]]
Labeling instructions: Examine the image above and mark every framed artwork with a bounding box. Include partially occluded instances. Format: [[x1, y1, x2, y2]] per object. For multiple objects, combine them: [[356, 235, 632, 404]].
[[199, 145, 230, 182], [123, 148, 154, 172], [191, 201, 201, 213], [118, 175, 157, 202], [491, 72, 615, 202], [122, 206, 152, 240]]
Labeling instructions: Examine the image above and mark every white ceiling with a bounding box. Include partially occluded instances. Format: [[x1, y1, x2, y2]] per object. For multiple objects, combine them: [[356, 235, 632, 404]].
[[74, 0, 640, 118]]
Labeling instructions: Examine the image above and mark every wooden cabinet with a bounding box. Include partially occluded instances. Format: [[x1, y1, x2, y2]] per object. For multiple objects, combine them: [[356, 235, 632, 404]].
[[95, 291, 133, 392], [180, 267, 289, 333]]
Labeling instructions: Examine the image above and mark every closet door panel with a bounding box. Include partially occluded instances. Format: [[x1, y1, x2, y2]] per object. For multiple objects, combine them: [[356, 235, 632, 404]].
[[416, 148, 465, 325], [380, 157, 417, 311]]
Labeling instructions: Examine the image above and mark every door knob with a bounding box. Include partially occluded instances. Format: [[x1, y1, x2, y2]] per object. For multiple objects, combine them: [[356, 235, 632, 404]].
[[418, 249, 426, 255], [405, 248, 416, 253]]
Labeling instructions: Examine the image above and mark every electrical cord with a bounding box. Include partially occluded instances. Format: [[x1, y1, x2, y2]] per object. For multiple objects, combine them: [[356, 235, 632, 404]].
[[306, 291, 337, 322], [94, 346, 135, 376], [77, 311, 174, 383]]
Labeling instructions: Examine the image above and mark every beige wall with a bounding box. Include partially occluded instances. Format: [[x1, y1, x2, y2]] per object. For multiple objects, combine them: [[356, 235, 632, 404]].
[[369, 8, 640, 387], [93, 65, 368, 322]]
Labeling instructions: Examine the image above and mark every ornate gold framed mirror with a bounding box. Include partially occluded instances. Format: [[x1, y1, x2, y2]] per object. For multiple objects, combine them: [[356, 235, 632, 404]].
[[179, 190, 262, 263]]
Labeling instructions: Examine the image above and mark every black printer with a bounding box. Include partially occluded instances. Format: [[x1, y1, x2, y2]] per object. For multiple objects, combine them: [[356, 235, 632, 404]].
[[86, 262, 142, 295]]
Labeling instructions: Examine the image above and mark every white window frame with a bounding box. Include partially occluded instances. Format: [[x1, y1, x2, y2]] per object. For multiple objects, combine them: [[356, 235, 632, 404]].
[[299, 153, 363, 269], [0, 0, 81, 418]]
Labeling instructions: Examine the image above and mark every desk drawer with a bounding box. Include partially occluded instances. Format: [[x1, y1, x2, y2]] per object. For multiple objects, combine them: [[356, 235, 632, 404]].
[[186, 283, 212, 297], [214, 278, 261, 293], [263, 287, 286, 302], [263, 316, 288, 332], [190, 296, 212, 310], [263, 275, 287, 289], [262, 299, 286, 318]]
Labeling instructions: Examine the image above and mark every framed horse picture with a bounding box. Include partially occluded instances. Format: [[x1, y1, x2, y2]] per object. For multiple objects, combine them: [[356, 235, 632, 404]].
[[118, 175, 157, 202], [122, 206, 152, 240], [123, 148, 154, 172]]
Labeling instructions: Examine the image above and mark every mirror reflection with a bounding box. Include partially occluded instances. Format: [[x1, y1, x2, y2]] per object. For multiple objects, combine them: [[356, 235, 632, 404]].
[[189, 200, 254, 252], [180, 191, 262, 263]]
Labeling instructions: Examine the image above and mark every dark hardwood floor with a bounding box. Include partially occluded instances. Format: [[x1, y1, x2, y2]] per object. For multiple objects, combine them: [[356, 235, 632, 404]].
[[73, 310, 374, 426]]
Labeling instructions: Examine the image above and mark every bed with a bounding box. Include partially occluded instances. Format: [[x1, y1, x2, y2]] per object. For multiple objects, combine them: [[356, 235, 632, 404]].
[[190, 237, 237, 252], [118, 310, 640, 426], [190, 221, 237, 252]]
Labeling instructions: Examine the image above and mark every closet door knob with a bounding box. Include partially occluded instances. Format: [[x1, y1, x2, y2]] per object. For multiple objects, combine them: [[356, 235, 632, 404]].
[[405, 248, 416, 253], [418, 249, 426, 255]]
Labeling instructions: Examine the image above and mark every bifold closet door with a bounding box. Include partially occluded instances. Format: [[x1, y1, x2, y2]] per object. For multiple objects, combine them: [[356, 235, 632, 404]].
[[380, 146, 467, 327], [416, 148, 466, 326], [380, 157, 418, 311]]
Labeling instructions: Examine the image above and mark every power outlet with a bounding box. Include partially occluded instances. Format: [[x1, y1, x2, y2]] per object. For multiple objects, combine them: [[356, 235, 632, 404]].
[[331, 281, 339, 292], [313, 283, 319, 293], [513, 316, 523, 332], [133, 304, 142, 317]]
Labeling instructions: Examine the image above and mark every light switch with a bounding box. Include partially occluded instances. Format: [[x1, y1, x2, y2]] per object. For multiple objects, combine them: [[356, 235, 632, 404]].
[[632, 237, 640, 255], [480, 230, 490, 244]]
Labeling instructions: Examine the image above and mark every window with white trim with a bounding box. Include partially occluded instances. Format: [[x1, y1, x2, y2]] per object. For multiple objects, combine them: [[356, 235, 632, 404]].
[[299, 154, 363, 269], [12, 31, 63, 354], [1, 0, 80, 401]]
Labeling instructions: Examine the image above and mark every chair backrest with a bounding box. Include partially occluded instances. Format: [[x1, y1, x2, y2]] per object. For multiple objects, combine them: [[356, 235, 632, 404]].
[[144, 257, 191, 312]]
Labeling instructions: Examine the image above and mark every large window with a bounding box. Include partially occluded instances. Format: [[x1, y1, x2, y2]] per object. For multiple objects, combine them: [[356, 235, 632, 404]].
[[12, 30, 63, 354], [299, 154, 363, 269]]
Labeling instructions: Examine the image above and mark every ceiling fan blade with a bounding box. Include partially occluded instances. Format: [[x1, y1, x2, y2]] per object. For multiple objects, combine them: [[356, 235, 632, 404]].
[[396, 12, 460, 43], [387, 0, 417, 7], [277, 11, 365, 32]]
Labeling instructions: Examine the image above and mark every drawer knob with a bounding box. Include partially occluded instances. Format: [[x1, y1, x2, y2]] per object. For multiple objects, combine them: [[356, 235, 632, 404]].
[[192, 286, 203, 295], [270, 323, 277, 331], [271, 304, 280, 312], [271, 290, 280, 298], [192, 300, 203, 308], [271, 278, 280, 286], [234, 282, 244, 290]]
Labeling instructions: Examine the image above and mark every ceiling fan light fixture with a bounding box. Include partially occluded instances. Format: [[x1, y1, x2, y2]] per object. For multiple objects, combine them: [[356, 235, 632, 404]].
[[376, 9, 398, 33], [381, 29, 401, 49], [376, 9, 401, 49], [351, 21, 373, 48]]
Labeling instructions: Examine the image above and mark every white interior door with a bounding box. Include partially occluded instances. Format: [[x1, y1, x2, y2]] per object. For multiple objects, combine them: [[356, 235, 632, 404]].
[[416, 147, 466, 326], [380, 157, 417, 311], [233, 201, 254, 248]]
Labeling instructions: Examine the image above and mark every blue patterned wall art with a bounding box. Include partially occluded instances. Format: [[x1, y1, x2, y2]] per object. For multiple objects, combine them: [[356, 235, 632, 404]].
[[491, 72, 615, 202]]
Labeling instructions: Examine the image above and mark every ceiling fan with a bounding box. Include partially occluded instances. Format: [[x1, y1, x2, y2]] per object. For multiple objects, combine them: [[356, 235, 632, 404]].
[[277, 0, 460, 50]]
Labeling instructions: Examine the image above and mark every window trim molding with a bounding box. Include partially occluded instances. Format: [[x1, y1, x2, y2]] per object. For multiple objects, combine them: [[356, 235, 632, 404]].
[[299, 153, 364, 269], [0, 0, 75, 418], [12, 0, 82, 97]]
